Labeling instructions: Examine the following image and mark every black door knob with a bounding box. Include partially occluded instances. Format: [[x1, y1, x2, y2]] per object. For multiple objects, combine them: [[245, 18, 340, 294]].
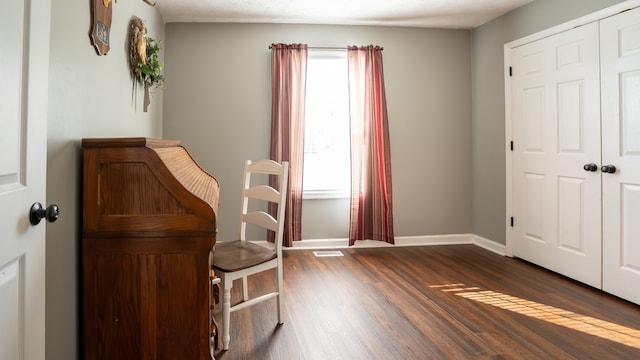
[[601, 165, 617, 174], [583, 163, 598, 172], [29, 202, 60, 225]]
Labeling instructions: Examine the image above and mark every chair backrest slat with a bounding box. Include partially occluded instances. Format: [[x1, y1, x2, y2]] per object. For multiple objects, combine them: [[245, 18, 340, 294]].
[[246, 159, 283, 174], [245, 185, 280, 203], [242, 211, 278, 232]]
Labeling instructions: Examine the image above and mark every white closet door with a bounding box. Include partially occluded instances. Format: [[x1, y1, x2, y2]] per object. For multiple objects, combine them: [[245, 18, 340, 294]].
[[511, 22, 602, 288], [601, 6, 640, 305]]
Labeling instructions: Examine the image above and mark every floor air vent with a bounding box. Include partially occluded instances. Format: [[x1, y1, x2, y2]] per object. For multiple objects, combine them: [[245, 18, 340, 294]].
[[313, 250, 344, 257]]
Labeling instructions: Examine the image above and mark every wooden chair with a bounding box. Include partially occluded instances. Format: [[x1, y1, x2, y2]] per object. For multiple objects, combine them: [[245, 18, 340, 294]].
[[212, 159, 289, 350]]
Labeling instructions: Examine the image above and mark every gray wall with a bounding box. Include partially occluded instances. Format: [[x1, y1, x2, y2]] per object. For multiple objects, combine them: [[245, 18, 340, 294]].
[[41, 0, 631, 358], [163, 23, 473, 242], [470, 0, 624, 245], [46, 1, 164, 359]]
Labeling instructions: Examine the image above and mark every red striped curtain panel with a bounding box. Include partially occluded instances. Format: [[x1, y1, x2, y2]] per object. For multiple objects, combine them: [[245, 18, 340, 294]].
[[269, 43, 307, 247], [347, 45, 395, 246]]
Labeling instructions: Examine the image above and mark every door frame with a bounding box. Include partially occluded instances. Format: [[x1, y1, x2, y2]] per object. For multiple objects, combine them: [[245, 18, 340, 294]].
[[504, 0, 640, 257]]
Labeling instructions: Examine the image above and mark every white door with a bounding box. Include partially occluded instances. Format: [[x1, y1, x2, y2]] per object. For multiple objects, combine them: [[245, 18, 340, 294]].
[[510, 22, 602, 288], [601, 6, 640, 305], [0, 0, 51, 359]]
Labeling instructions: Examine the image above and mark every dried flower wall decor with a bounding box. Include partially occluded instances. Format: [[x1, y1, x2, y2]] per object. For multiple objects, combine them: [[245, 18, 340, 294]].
[[128, 16, 164, 112]]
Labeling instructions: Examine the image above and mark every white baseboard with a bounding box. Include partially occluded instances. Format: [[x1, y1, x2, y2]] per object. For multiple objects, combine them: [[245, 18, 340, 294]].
[[286, 233, 506, 256], [471, 235, 507, 256]]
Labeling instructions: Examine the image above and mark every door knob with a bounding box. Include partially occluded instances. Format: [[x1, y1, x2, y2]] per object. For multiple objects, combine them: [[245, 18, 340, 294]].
[[601, 165, 617, 174], [29, 202, 60, 225], [583, 163, 598, 172]]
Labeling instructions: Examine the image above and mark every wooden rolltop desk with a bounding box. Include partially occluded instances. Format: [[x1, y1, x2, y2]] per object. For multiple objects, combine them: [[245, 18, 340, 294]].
[[81, 138, 219, 360]]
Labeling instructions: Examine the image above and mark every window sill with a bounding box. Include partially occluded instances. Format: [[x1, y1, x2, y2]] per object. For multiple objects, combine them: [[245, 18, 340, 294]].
[[303, 190, 350, 200]]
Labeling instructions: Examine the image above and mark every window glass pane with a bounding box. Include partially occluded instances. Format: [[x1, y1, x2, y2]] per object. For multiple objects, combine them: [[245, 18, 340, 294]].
[[303, 51, 350, 197]]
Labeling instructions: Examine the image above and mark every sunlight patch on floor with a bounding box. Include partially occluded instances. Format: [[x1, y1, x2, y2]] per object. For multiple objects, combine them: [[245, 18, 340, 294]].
[[430, 283, 640, 349]]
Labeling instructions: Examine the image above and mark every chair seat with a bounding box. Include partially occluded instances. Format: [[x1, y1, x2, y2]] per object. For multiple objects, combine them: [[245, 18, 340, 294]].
[[213, 240, 277, 272]]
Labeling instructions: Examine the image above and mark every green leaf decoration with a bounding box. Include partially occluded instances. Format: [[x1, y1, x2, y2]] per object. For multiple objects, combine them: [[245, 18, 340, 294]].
[[137, 37, 165, 90]]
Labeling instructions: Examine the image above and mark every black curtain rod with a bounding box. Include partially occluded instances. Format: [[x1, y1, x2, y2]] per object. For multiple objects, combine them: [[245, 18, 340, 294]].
[[268, 45, 383, 50]]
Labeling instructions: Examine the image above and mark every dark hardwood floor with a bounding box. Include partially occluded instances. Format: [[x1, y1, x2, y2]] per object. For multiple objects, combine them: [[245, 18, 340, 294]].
[[212, 245, 640, 359]]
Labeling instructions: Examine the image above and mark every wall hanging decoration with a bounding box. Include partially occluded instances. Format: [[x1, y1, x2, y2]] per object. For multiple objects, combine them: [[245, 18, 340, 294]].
[[128, 16, 165, 112], [90, 0, 113, 55]]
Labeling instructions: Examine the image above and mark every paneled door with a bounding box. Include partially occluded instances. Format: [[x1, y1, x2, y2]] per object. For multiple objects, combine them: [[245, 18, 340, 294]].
[[510, 22, 602, 288], [0, 0, 51, 359], [601, 6, 640, 305]]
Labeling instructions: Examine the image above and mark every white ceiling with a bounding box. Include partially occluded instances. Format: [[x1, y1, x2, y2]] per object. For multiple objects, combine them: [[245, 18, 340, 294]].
[[156, 0, 534, 29]]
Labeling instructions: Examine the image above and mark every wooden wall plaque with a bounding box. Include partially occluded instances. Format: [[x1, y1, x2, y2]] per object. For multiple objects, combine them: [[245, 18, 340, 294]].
[[90, 0, 113, 55]]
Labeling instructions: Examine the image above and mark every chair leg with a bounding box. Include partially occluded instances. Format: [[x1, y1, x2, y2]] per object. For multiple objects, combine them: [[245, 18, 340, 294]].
[[211, 307, 219, 350], [276, 261, 284, 324], [222, 277, 232, 350], [210, 274, 221, 350], [242, 275, 249, 301]]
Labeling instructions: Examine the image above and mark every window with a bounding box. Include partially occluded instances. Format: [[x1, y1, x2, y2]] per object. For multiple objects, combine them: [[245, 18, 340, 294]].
[[303, 50, 350, 199]]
